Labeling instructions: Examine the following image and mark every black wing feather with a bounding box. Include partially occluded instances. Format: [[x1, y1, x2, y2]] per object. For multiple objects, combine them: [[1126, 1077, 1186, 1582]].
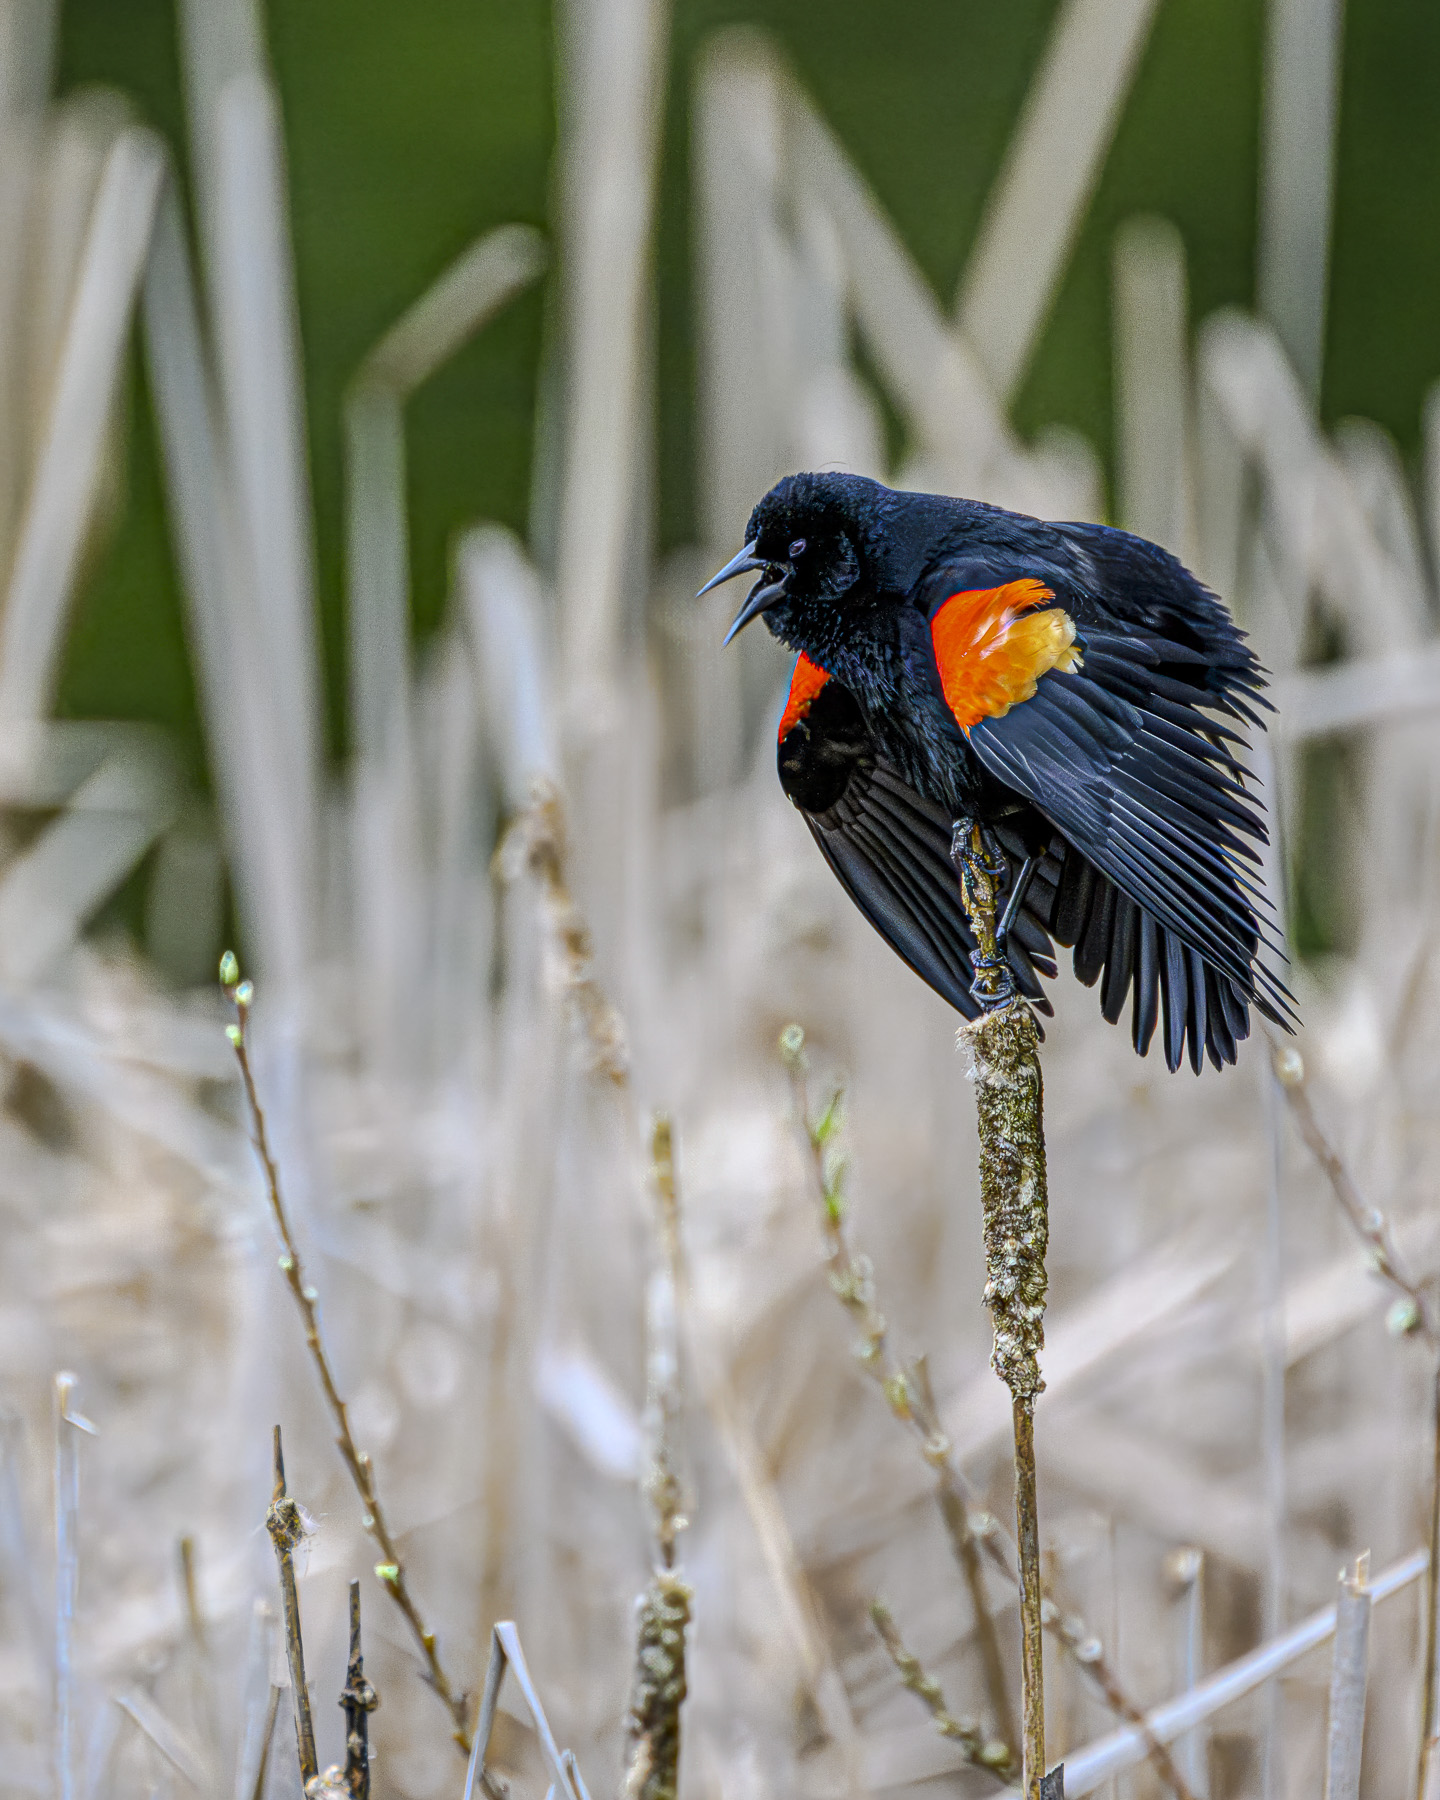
[[779, 678, 1055, 1020]]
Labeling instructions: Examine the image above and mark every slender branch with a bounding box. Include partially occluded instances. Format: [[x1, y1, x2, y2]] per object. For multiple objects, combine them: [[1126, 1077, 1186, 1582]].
[[266, 1427, 317, 1788], [1271, 1042, 1439, 1346], [870, 1600, 1012, 1779], [221, 953, 472, 1753], [1270, 1040, 1440, 1800], [912, 1356, 1018, 1763], [1043, 1582, 1198, 1800], [622, 1117, 693, 1800], [781, 1024, 1197, 1800], [779, 1027, 1015, 1769]]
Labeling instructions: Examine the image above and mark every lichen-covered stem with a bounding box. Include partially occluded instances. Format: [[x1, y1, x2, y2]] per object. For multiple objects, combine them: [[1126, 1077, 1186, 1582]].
[[623, 1572, 691, 1800], [960, 995, 1050, 1799], [966, 1002, 1049, 1403], [621, 1117, 693, 1800]]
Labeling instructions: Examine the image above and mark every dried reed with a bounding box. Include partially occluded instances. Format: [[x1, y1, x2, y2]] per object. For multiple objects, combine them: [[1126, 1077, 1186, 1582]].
[[2, 0, 1438, 1794]]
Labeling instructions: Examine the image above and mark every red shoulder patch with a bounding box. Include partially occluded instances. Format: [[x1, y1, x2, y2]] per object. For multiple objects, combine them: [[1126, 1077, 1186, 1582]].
[[777, 651, 831, 741], [930, 580, 1081, 731], [778, 653, 831, 743]]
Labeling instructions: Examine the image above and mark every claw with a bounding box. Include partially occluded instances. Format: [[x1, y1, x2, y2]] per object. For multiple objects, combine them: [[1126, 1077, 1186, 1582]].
[[951, 817, 1020, 1015]]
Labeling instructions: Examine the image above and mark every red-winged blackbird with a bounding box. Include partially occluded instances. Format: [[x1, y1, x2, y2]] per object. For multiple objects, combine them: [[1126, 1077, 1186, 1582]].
[[700, 471, 1293, 1072]]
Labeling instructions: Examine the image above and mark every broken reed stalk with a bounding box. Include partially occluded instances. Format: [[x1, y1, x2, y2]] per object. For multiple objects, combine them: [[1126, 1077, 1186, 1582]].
[[870, 1599, 1012, 1779], [622, 1117, 693, 1800], [266, 1427, 318, 1789], [1324, 1553, 1372, 1800], [781, 1025, 1197, 1800], [1270, 1042, 1440, 1800], [955, 825, 1049, 1800], [221, 955, 473, 1754]]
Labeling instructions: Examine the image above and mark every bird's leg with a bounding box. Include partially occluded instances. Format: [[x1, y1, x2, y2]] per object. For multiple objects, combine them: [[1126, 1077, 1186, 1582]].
[[951, 818, 1017, 1010], [995, 850, 1040, 965]]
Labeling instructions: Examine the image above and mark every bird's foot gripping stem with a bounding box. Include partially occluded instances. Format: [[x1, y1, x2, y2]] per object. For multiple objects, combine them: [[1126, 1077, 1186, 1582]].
[[951, 819, 1018, 1011]]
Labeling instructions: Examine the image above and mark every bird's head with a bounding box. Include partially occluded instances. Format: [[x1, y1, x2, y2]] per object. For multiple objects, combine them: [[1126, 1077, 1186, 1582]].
[[699, 471, 915, 656]]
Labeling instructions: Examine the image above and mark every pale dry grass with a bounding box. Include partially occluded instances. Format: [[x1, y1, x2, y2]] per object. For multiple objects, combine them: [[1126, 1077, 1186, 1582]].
[[0, 0, 1436, 1797]]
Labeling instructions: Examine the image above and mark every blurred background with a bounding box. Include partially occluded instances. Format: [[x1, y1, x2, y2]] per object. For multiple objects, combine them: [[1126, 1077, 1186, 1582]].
[[2, 0, 1440, 1795]]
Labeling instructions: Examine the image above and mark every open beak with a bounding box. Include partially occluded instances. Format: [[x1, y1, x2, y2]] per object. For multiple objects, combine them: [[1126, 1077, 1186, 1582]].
[[721, 576, 787, 644], [697, 541, 789, 645], [696, 541, 764, 597]]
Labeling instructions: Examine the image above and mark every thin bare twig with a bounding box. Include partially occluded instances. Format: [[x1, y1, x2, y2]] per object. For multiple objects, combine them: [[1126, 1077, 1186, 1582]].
[[869, 1599, 1012, 1779], [782, 1025, 1197, 1800], [1271, 1043, 1439, 1346], [622, 1117, 693, 1800], [779, 1025, 1015, 1771], [266, 1427, 317, 1788], [222, 954, 472, 1753], [1270, 1040, 1440, 1800]]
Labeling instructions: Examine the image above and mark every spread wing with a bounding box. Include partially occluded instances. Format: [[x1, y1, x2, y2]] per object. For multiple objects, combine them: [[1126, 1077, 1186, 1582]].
[[776, 661, 1056, 1019], [915, 541, 1293, 1068]]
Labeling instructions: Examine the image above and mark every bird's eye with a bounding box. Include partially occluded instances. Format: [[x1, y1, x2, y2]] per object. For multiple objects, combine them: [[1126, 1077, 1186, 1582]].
[[788, 538, 807, 560]]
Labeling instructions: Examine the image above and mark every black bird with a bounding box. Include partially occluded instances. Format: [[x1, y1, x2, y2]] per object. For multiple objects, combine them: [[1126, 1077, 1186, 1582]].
[[700, 470, 1292, 1072]]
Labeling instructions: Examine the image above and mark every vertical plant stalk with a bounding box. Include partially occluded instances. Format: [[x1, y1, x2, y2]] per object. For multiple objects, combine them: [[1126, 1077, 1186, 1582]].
[[250, 1687, 283, 1800], [341, 1580, 378, 1800], [266, 1427, 318, 1789], [1324, 1554, 1371, 1800], [957, 825, 1051, 1800], [53, 1374, 95, 1800], [781, 1025, 1196, 1800], [221, 953, 473, 1754], [494, 779, 629, 1086], [1423, 1363, 1440, 1800], [500, 785, 867, 1794], [1270, 1042, 1440, 1800], [1165, 1547, 1208, 1798], [622, 1116, 693, 1800]]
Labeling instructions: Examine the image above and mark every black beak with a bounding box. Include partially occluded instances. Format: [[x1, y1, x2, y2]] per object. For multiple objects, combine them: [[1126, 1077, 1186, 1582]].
[[721, 576, 787, 645], [697, 541, 790, 645], [696, 541, 764, 597]]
